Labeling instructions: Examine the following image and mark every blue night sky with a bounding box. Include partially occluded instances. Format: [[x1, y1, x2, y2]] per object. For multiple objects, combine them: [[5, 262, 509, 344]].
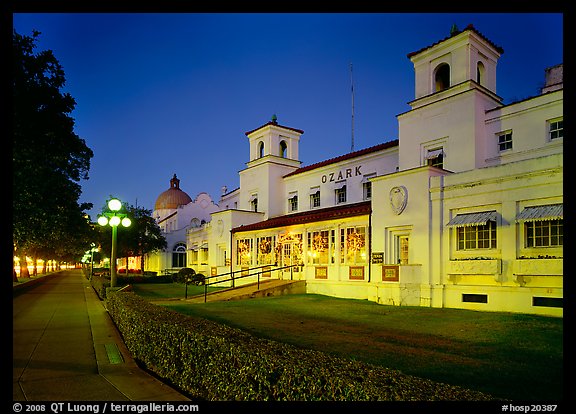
[[12, 13, 563, 220]]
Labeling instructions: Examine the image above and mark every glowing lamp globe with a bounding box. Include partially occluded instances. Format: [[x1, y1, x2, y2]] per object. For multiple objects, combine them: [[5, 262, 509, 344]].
[[109, 216, 121, 226], [121, 217, 132, 227], [97, 216, 109, 226], [108, 198, 122, 212]]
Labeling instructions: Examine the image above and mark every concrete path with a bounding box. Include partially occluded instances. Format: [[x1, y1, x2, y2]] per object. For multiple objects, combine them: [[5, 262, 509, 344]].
[[13, 270, 190, 401]]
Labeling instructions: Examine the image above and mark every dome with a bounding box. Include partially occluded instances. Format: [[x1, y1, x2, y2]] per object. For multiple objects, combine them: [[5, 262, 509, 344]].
[[154, 174, 193, 210]]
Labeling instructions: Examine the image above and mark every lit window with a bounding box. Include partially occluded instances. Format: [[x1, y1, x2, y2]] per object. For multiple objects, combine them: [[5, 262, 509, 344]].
[[307, 230, 332, 265], [549, 118, 563, 140], [340, 226, 366, 264], [525, 220, 563, 247], [497, 131, 513, 152]]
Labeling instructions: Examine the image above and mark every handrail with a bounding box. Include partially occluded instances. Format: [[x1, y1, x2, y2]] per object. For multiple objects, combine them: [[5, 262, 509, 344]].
[[202, 264, 299, 303]]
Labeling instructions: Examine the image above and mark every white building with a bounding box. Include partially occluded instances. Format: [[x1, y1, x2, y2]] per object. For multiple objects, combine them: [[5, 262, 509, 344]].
[[146, 174, 219, 274], [146, 25, 562, 316]]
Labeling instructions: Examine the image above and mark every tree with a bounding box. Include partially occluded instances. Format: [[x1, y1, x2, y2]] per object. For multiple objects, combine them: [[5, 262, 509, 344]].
[[13, 30, 94, 279]]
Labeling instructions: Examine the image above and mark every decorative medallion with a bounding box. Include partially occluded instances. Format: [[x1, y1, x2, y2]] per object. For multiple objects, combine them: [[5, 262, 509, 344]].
[[216, 219, 224, 237], [389, 186, 408, 215]]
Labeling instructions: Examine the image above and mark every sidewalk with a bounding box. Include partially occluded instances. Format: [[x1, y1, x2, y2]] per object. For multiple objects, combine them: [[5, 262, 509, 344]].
[[13, 269, 191, 401]]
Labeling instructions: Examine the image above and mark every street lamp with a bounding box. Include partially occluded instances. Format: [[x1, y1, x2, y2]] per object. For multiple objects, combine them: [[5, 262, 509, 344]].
[[98, 197, 131, 288], [89, 242, 97, 279]]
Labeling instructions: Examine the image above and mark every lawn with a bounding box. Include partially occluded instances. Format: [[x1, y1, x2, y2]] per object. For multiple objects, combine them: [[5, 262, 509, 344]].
[[134, 287, 563, 401], [130, 281, 225, 300]]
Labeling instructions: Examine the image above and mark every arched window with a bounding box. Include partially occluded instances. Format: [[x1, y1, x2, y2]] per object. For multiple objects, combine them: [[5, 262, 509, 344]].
[[258, 141, 264, 158], [172, 242, 187, 268], [476, 61, 485, 85], [280, 140, 288, 158], [434, 63, 450, 92]]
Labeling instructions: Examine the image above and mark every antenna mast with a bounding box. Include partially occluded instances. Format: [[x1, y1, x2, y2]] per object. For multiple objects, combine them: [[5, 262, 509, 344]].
[[350, 62, 355, 152]]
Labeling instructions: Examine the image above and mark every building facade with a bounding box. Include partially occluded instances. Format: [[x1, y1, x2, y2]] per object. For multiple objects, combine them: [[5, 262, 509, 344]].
[[146, 25, 562, 316], [145, 174, 219, 273]]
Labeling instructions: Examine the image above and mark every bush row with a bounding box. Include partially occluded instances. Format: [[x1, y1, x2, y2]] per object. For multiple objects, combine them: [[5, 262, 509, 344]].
[[105, 291, 497, 401]]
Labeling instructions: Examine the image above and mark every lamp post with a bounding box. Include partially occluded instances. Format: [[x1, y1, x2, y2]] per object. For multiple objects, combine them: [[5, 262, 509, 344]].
[[90, 242, 96, 279], [98, 197, 131, 288]]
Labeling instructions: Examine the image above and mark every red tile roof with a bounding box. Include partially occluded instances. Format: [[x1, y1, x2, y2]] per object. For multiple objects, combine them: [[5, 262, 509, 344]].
[[284, 140, 399, 178], [407, 24, 504, 59], [231, 201, 371, 233]]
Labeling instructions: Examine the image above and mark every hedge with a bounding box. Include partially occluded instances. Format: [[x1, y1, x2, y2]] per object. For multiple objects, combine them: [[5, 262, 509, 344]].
[[105, 291, 497, 401]]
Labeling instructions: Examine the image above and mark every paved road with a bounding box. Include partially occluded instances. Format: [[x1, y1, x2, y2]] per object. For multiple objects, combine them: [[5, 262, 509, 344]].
[[13, 270, 190, 401]]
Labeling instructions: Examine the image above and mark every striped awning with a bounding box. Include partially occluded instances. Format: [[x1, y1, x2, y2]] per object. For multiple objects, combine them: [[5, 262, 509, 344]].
[[446, 211, 497, 227], [516, 204, 563, 222]]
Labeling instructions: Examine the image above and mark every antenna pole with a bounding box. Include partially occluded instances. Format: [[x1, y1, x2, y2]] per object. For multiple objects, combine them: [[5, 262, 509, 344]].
[[350, 62, 355, 152]]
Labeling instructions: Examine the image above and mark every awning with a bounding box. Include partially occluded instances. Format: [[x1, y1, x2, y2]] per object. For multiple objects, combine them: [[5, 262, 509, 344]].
[[447, 211, 497, 227], [426, 148, 444, 159], [361, 174, 376, 183], [309, 187, 320, 195], [334, 181, 346, 190], [200, 243, 208, 249], [516, 204, 563, 222]]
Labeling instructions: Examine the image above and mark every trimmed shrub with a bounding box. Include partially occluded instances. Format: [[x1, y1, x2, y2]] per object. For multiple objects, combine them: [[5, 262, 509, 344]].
[[190, 273, 205, 286], [105, 291, 497, 401]]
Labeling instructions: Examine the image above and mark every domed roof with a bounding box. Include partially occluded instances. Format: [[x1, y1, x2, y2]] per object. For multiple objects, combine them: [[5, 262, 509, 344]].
[[154, 174, 193, 210]]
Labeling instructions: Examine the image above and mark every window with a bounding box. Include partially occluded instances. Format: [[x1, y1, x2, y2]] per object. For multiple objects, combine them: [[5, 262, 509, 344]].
[[497, 131, 513, 151], [258, 141, 264, 158], [307, 230, 333, 265], [280, 140, 287, 158], [549, 118, 563, 140], [250, 195, 258, 212], [310, 190, 320, 208], [172, 243, 187, 268], [525, 220, 563, 247], [426, 148, 444, 168], [340, 226, 366, 264], [362, 173, 375, 200], [434, 63, 450, 92], [457, 221, 497, 250], [363, 181, 372, 200], [236, 238, 253, 266], [257, 236, 274, 265], [397, 235, 409, 265], [335, 184, 346, 204], [288, 194, 298, 212], [476, 61, 485, 85], [462, 294, 488, 304]]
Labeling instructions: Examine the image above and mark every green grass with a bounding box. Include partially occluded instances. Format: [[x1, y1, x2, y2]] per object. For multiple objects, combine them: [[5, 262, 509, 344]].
[[130, 282, 225, 300], [136, 288, 563, 401]]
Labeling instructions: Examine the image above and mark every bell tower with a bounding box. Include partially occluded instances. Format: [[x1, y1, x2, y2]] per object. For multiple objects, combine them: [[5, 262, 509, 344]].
[[239, 116, 303, 219], [408, 24, 503, 107], [245, 114, 303, 164], [398, 24, 505, 172]]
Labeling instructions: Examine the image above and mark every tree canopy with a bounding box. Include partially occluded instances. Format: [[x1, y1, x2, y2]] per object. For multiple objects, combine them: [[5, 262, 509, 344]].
[[13, 30, 94, 277]]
